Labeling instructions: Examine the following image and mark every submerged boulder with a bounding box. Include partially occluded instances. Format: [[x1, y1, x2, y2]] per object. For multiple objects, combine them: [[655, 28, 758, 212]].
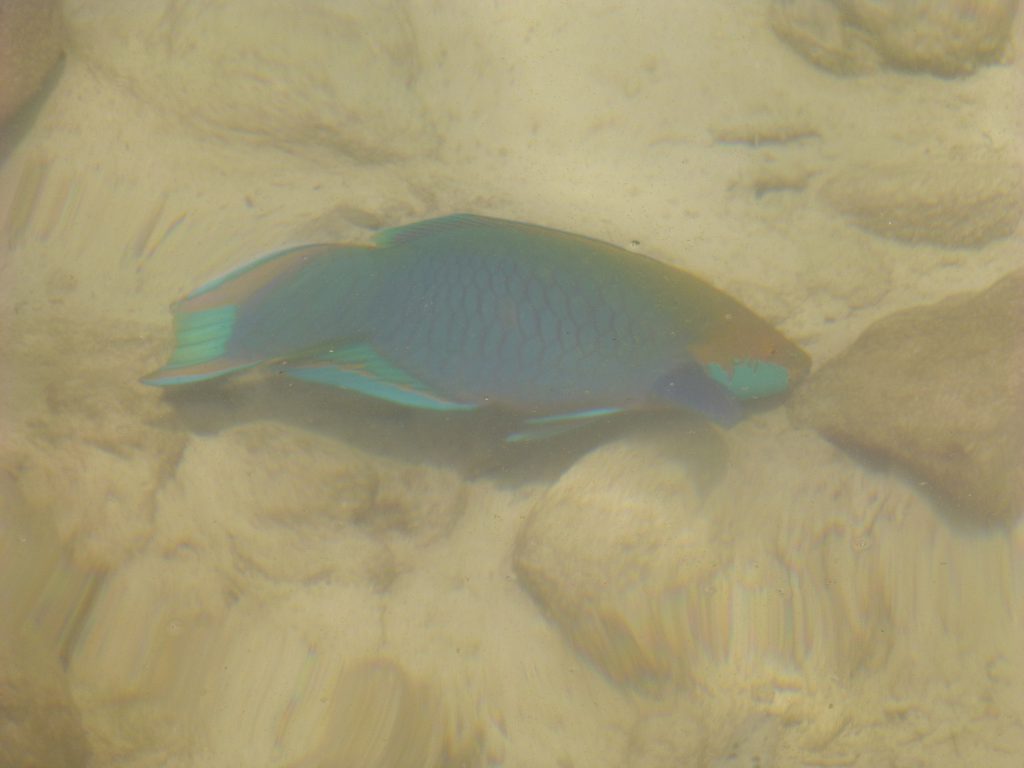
[[0, 0, 63, 125], [771, 0, 1019, 77], [155, 421, 467, 587], [294, 660, 450, 768], [514, 417, 1019, 762], [514, 428, 721, 690], [0, 633, 90, 768], [791, 268, 1024, 525], [62, 0, 435, 160], [819, 150, 1023, 248]]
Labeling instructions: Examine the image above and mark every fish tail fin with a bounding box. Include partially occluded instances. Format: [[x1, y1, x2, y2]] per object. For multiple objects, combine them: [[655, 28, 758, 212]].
[[142, 243, 354, 386], [141, 303, 253, 385]]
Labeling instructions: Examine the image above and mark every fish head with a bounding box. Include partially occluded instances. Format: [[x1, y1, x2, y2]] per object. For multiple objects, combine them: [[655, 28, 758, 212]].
[[689, 314, 811, 401]]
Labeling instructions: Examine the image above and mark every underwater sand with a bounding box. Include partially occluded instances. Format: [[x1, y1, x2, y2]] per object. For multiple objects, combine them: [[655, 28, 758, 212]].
[[1, 2, 1022, 766]]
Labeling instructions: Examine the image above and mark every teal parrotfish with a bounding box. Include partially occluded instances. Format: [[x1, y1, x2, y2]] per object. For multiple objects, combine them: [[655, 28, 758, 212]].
[[143, 214, 810, 440]]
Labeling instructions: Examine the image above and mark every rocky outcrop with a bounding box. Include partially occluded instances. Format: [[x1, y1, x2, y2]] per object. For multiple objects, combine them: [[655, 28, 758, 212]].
[[771, 0, 1019, 77], [292, 659, 467, 768], [819, 151, 1023, 248], [791, 268, 1024, 525], [61, 0, 435, 161], [514, 422, 1020, 761], [10, 316, 187, 572], [0, 0, 63, 125], [514, 430, 718, 690], [155, 422, 467, 587], [0, 634, 90, 768]]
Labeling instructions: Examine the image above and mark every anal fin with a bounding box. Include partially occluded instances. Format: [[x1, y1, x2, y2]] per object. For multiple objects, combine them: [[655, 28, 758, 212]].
[[506, 407, 623, 443]]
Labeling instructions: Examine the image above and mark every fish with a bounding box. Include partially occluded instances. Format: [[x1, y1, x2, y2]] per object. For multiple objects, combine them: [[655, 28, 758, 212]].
[[142, 214, 810, 439]]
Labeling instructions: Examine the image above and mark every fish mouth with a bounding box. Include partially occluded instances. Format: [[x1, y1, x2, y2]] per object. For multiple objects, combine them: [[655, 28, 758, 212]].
[[704, 349, 810, 401]]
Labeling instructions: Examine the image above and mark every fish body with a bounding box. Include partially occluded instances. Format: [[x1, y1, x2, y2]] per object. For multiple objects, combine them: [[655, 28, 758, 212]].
[[143, 214, 810, 434]]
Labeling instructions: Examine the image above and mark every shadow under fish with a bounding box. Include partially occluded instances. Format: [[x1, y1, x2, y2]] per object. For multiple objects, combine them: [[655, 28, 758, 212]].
[[143, 214, 811, 442]]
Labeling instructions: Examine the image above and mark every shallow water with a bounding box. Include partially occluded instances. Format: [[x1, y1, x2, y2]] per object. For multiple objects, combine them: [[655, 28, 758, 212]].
[[2, 2, 1023, 767]]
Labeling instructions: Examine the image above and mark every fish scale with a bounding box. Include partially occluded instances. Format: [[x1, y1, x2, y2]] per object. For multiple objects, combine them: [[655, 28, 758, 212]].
[[372, 235, 664, 404], [143, 214, 811, 436]]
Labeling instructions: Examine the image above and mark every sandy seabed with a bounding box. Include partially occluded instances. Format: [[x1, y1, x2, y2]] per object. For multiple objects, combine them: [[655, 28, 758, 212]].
[[1, 2, 1023, 766]]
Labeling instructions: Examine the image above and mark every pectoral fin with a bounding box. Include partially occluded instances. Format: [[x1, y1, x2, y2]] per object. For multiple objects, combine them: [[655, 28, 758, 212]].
[[654, 362, 742, 427], [279, 344, 477, 412]]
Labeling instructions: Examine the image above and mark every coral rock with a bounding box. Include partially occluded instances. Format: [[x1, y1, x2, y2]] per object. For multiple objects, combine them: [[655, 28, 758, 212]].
[[514, 430, 720, 689], [819, 151, 1023, 248], [790, 268, 1024, 525], [0, 635, 90, 768], [0, 0, 63, 124]]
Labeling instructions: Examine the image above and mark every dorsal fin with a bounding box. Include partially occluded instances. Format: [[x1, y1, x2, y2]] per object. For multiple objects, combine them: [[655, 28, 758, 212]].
[[181, 244, 337, 310], [372, 214, 495, 247]]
